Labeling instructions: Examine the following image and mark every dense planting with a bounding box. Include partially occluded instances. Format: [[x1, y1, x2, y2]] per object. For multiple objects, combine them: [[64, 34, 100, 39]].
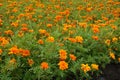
[[0, 0, 120, 80]]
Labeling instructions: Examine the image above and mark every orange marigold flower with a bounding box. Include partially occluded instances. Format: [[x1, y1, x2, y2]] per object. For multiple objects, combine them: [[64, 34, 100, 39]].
[[105, 39, 110, 46], [22, 23, 28, 27], [92, 36, 99, 40], [46, 36, 54, 42], [11, 22, 19, 27], [28, 29, 34, 33], [91, 64, 99, 70], [0, 49, 2, 55], [68, 38, 76, 43], [92, 27, 99, 33], [109, 52, 115, 59], [28, 59, 34, 66], [69, 54, 76, 61], [112, 37, 118, 42], [38, 39, 44, 44], [86, 7, 93, 12], [18, 31, 24, 37], [9, 58, 16, 64], [47, 24, 53, 28], [55, 15, 62, 21], [58, 61, 68, 70], [21, 49, 30, 57], [40, 62, 49, 70], [39, 29, 47, 34], [9, 46, 19, 55], [4, 30, 14, 36], [59, 49, 67, 60], [0, 3, 3, 6], [81, 64, 91, 73], [78, 22, 87, 28], [21, 27, 28, 31], [118, 58, 120, 62], [75, 36, 83, 43]]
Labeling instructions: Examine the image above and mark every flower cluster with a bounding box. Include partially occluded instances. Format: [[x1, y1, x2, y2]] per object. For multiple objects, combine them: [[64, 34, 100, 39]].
[[0, 0, 120, 80]]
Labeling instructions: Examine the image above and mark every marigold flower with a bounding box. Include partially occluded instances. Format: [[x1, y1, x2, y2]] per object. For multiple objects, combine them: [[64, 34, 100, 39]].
[[40, 62, 49, 70], [9, 46, 19, 55], [22, 23, 28, 27], [69, 54, 76, 61], [28, 59, 34, 66], [81, 64, 91, 73], [9, 58, 16, 64], [92, 27, 99, 33], [109, 52, 115, 59], [39, 29, 47, 34], [91, 64, 99, 70], [47, 24, 52, 28], [75, 36, 83, 43], [55, 15, 62, 21], [92, 36, 99, 40], [68, 38, 76, 43], [118, 58, 120, 62], [4, 30, 14, 36], [0, 49, 2, 55], [58, 61, 68, 70], [46, 36, 54, 42], [112, 37, 118, 42], [21, 27, 28, 31], [38, 39, 44, 44], [21, 49, 30, 57], [86, 7, 92, 12], [0, 3, 3, 6], [105, 39, 110, 46], [78, 22, 87, 28], [11, 22, 19, 27], [59, 49, 67, 60]]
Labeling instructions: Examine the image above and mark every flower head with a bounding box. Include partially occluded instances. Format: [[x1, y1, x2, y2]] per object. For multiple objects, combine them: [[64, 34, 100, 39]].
[[58, 61, 68, 70], [40, 62, 49, 70], [91, 64, 99, 70], [81, 64, 91, 73]]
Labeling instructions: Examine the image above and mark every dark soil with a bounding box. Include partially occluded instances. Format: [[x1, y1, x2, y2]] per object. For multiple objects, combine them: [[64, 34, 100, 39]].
[[98, 63, 120, 80]]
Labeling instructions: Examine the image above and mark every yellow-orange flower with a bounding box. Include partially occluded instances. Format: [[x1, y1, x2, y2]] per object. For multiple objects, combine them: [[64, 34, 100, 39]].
[[58, 61, 68, 70], [9, 58, 16, 64], [0, 49, 2, 55], [105, 39, 110, 46], [39, 29, 47, 34], [11, 22, 19, 27], [55, 15, 62, 21], [78, 22, 87, 28], [109, 52, 115, 59], [59, 49, 67, 60], [47, 24, 52, 28], [46, 36, 54, 42], [28, 59, 34, 66], [118, 58, 120, 62], [75, 36, 83, 43], [21, 49, 30, 57], [91, 64, 99, 70], [92, 36, 99, 40], [69, 54, 76, 61], [112, 37, 118, 42], [40, 62, 49, 70], [4, 30, 14, 36], [81, 64, 91, 73], [92, 27, 99, 33], [9, 46, 19, 55], [68, 38, 76, 43], [38, 39, 44, 44]]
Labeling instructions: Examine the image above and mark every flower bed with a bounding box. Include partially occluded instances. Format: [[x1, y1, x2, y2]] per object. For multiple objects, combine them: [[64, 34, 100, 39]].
[[0, 0, 120, 80]]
